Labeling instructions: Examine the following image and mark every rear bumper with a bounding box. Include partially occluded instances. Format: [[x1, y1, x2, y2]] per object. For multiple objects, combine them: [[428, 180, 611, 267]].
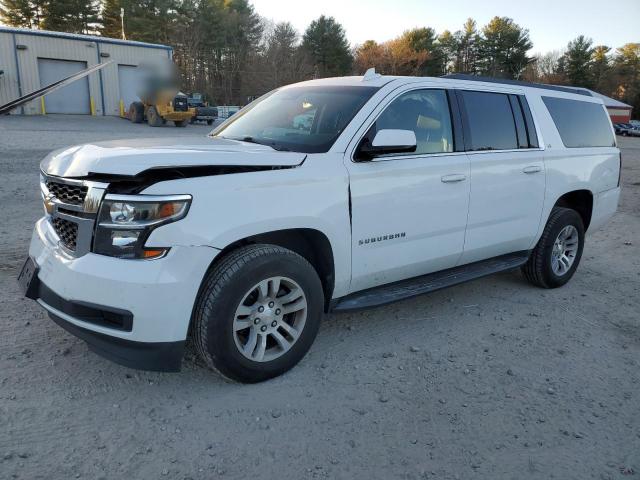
[[590, 186, 621, 231]]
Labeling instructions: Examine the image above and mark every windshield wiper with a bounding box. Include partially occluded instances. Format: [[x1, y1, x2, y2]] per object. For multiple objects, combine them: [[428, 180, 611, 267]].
[[227, 136, 290, 152]]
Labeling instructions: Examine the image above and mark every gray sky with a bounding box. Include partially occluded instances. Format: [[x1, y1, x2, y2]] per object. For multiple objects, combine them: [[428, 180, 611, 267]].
[[252, 0, 640, 53]]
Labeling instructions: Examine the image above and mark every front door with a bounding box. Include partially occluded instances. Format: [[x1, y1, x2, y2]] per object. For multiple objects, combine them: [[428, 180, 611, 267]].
[[345, 88, 471, 292]]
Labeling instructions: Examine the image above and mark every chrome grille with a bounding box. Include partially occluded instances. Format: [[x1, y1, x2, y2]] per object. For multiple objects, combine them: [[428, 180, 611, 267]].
[[52, 217, 79, 251], [46, 181, 88, 206]]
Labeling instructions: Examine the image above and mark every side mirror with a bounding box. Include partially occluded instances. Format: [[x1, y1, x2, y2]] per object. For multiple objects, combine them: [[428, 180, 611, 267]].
[[357, 129, 417, 159]]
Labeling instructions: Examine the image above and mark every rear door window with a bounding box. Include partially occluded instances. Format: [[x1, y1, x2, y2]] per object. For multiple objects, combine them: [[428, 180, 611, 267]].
[[542, 96, 615, 148], [459, 91, 518, 151]]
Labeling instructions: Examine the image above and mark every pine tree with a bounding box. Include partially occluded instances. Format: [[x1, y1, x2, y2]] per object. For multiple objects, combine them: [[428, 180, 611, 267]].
[[42, 0, 100, 34], [478, 16, 533, 79], [0, 0, 46, 28], [302, 15, 352, 77], [561, 35, 595, 88]]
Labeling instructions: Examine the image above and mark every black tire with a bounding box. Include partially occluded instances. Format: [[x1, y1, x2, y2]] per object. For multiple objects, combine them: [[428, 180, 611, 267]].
[[193, 244, 324, 383], [207, 119, 213, 125], [128, 102, 144, 123], [522, 207, 585, 288], [147, 106, 163, 127], [174, 120, 187, 127]]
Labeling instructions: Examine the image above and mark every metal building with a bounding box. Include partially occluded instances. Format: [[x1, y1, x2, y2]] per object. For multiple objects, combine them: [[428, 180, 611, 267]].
[[0, 26, 172, 116]]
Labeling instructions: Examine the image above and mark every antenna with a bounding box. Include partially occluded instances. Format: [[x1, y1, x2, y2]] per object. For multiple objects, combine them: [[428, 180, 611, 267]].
[[362, 67, 381, 81]]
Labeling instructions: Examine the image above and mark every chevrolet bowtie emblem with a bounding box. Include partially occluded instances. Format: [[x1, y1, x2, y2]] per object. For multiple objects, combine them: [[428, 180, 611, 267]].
[[44, 193, 55, 215]]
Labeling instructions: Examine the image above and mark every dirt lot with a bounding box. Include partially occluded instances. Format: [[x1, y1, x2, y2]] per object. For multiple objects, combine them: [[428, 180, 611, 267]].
[[0, 115, 638, 480]]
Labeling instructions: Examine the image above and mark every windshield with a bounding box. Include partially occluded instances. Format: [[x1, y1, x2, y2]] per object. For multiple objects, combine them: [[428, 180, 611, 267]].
[[211, 86, 379, 153]]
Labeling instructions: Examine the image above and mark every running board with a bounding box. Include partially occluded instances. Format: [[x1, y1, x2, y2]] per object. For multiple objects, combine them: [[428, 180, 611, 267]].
[[330, 251, 530, 313]]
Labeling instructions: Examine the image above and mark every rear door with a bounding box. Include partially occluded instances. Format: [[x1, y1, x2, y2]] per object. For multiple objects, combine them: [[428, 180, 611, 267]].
[[345, 86, 470, 292], [37, 58, 90, 114], [455, 89, 545, 264]]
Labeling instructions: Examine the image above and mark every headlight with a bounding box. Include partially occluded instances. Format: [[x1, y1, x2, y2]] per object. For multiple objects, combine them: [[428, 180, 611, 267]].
[[93, 194, 191, 259]]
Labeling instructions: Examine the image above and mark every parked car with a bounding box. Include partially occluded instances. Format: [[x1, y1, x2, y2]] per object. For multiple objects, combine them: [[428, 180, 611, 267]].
[[187, 93, 217, 126], [20, 72, 621, 382], [614, 123, 640, 136]]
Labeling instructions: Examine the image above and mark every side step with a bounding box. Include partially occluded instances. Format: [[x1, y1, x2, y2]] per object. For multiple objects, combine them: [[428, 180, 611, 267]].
[[330, 251, 530, 313]]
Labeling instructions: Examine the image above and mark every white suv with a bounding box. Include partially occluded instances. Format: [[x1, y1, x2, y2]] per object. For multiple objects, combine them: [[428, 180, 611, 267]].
[[20, 72, 621, 382]]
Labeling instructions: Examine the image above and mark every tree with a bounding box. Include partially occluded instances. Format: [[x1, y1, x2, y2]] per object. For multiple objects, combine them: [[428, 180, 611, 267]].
[[261, 22, 311, 89], [42, 0, 100, 34], [612, 43, 640, 117], [0, 0, 46, 28], [478, 16, 533, 79], [101, 0, 179, 44], [401, 27, 443, 75], [455, 18, 480, 74], [591, 45, 612, 92], [438, 29, 458, 74], [560, 35, 595, 87], [302, 15, 352, 77]]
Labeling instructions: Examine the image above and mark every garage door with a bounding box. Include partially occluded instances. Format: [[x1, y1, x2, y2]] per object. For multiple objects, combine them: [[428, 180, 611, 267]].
[[38, 58, 90, 114], [118, 65, 143, 110]]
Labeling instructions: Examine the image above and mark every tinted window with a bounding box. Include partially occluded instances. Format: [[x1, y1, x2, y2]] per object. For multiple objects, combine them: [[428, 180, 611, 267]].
[[543, 97, 615, 148], [372, 89, 454, 155], [460, 91, 518, 151], [212, 86, 378, 153]]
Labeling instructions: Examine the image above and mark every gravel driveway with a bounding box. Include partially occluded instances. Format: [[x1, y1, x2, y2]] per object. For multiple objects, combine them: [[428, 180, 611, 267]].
[[1, 115, 638, 480]]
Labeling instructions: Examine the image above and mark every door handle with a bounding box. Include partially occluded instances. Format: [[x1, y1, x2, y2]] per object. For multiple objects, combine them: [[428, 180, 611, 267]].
[[523, 165, 542, 174], [441, 174, 467, 183]]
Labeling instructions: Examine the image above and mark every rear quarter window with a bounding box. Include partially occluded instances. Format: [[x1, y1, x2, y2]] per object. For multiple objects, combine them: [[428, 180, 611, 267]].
[[542, 96, 615, 148]]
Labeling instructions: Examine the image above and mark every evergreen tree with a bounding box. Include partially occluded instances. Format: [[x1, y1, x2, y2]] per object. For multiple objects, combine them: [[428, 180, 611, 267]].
[[591, 45, 611, 92], [302, 15, 352, 77], [42, 0, 100, 34], [561, 35, 595, 87], [478, 16, 533, 79], [0, 0, 46, 28]]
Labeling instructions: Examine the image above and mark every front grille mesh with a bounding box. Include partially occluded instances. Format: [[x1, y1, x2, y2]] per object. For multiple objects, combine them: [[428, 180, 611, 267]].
[[52, 217, 78, 251], [46, 181, 87, 206]]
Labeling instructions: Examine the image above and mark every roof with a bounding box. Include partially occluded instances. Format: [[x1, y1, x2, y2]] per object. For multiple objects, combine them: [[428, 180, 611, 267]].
[[0, 25, 172, 51], [442, 74, 592, 96], [573, 88, 632, 109]]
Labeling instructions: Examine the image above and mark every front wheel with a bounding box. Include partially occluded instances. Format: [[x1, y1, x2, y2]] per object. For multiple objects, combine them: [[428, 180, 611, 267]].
[[193, 244, 324, 382], [522, 207, 585, 288]]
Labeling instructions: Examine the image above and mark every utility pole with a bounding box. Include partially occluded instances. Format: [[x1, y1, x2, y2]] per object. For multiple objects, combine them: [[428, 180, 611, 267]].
[[120, 8, 126, 40]]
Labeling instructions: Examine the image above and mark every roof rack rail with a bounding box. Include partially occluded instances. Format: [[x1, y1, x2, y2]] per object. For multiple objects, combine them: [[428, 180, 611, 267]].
[[441, 74, 592, 97]]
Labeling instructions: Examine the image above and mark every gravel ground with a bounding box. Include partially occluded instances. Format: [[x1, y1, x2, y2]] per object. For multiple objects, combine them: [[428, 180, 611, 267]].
[[0, 115, 639, 480]]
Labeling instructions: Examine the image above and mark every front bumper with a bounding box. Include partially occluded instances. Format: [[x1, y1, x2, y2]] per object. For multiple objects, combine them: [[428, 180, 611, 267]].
[[28, 217, 220, 371]]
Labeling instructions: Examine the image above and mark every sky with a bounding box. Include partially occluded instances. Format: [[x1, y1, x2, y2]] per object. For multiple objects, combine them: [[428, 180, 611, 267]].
[[252, 0, 640, 54]]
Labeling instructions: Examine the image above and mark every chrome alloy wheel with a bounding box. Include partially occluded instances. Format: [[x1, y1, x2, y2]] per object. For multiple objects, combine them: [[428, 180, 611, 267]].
[[551, 225, 579, 276], [233, 276, 307, 362]]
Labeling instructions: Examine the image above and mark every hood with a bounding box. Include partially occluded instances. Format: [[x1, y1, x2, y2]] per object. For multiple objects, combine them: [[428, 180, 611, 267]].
[[40, 136, 307, 178]]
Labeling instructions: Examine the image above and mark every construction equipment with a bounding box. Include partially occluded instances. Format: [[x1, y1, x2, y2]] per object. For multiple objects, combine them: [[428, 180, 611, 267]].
[[126, 60, 195, 127]]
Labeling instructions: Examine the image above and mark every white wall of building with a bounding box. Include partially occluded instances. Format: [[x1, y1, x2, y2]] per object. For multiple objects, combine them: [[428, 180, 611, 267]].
[[0, 27, 172, 116]]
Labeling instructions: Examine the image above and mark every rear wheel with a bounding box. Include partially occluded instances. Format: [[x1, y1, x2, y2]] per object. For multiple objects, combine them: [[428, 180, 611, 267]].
[[522, 207, 585, 288], [193, 244, 324, 383], [128, 102, 144, 123], [147, 106, 163, 127]]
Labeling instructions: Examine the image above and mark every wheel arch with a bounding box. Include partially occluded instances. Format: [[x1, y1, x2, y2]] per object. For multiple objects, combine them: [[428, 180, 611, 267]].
[[209, 228, 336, 312], [553, 189, 593, 231]]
